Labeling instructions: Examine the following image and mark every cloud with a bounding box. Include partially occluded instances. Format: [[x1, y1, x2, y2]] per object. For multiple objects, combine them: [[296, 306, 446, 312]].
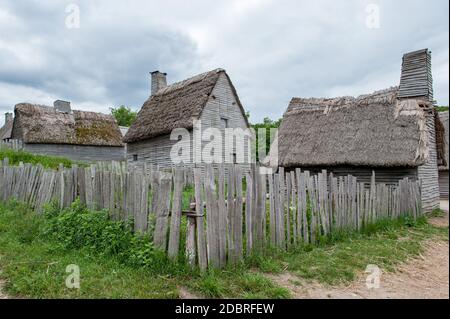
[[0, 0, 448, 126]]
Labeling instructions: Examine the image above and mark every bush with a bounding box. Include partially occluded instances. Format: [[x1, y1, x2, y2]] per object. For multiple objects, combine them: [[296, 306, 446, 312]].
[[42, 200, 181, 273]]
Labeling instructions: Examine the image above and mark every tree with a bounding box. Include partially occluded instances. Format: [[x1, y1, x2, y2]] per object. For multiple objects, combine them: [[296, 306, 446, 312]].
[[110, 106, 137, 127], [248, 113, 282, 162]]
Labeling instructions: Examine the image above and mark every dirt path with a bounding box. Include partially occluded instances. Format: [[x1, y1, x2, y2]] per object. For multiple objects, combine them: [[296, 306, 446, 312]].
[[0, 277, 8, 299], [269, 213, 449, 299]]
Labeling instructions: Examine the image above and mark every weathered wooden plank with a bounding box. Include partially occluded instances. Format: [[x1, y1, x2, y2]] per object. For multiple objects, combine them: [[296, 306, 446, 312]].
[[185, 216, 197, 267], [245, 172, 253, 255], [205, 164, 220, 268], [168, 168, 185, 260], [268, 172, 276, 246], [218, 165, 228, 267], [234, 165, 243, 262], [153, 173, 173, 251], [193, 167, 207, 271]]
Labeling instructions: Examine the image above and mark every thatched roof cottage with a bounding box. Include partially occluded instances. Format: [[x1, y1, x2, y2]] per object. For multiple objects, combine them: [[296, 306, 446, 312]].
[[0, 112, 14, 142], [278, 49, 443, 212], [437, 111, 449, 199], [10, 100, 125, 161], [124, 69, 252, 169]]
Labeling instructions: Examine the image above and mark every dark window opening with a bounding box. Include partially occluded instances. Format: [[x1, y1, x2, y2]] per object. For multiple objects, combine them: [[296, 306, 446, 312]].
[[133, 154, 138, 161], [221, 117, 229, 129]]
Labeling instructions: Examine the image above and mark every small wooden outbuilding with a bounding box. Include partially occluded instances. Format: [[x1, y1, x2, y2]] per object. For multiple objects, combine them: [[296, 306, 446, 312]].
[[278, 49, 444, 212], [0, 113, 13, 142], [10, 101, 125, 161], [437, 111, 449, 199], [124, 69, 252, 170]]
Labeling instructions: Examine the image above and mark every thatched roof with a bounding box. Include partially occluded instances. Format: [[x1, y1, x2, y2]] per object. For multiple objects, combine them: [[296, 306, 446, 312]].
[[0, 119, 13, 141], [11, 103, 123, 147], [437, 111, 449, 170], [124, 68, 249, 143], [279, 87, 434, 168]]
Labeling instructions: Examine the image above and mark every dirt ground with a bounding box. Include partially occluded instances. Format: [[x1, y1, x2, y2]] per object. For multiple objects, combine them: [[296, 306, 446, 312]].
[[0, 277, 7, 299], [269, 203, 449, 299]]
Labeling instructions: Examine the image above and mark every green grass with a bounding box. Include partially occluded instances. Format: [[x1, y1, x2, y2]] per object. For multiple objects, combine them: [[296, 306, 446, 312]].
[[436, 106, 449, 112], [0, 200, 288, 299], [0, 148, 73, 169], [0, 200, 447, 298]]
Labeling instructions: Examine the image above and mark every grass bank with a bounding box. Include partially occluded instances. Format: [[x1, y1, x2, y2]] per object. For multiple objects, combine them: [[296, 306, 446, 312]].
[[0, 148, 73, 169], [0, 200, 447, 298]]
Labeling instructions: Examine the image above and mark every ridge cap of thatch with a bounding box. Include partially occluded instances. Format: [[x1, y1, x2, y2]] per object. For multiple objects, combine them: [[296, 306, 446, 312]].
[[288, 86, 400, 111], [153, 68, 225, 97]]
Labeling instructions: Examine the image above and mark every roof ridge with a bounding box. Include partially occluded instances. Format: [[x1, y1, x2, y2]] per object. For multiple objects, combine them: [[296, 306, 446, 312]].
[[154, 68, 224, 96]]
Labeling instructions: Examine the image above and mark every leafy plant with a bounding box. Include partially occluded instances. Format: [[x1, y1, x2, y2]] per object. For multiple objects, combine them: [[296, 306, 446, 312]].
[[110, 105, 137, 127]]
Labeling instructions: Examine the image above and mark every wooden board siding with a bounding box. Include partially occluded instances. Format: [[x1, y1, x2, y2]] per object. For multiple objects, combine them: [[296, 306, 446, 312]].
[[417, 111, 440, 212], [290, 166, 418, 186], [439, 170, 449, 200], [127, 133, 179, 169], [127, 72, 252, 170], [23, 143, 125, 162], [398, 49, 433, 102]]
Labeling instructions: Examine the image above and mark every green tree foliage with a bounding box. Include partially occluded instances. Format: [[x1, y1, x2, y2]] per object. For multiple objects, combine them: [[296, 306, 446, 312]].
[[247, 113, 282, 162], [436, 106, 449, 112], [111, 105, 137, 127]]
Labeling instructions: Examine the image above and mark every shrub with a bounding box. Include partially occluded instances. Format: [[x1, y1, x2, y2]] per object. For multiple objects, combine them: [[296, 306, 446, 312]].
[[41, 200, 181, 274]]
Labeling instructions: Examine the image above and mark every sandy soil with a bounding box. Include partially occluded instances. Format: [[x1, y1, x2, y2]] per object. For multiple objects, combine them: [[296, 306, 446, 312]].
[[0, 277, 8, 299], [269, 211, 449, 299]]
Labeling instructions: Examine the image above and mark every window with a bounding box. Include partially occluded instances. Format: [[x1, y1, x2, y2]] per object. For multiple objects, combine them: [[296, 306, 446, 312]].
[[133, 154, 138, 161], [221, 118, 229, 129], [232, 153, 237, 164]]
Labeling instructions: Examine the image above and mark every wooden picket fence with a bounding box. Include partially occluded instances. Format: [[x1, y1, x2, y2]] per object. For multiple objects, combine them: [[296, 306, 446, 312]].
[[0, 159, 422, 271], [0, 139, 23, 151]]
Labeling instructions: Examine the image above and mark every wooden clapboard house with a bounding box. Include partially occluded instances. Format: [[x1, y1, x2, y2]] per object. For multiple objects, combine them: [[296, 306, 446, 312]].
[[124, 69, 252, 170], [10, 100, 125, 161], [278, 49, 445, 213], [0, 112, 13, 142], [437, 111, 449, 199]]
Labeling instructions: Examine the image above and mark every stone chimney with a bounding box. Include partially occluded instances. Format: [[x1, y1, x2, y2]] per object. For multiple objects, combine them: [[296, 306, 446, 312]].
[[53, 100, 71, 113], [151, 71, 167, 95], [5, 112, 13, 123]]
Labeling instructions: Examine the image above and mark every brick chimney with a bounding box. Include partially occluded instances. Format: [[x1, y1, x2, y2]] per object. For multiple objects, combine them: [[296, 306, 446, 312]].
[[5, 112, 13, 123], [53, 100, 71, 113], [151, 71, 167, 95]]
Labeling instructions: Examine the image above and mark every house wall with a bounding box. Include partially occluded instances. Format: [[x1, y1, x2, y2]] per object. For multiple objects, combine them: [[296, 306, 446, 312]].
[[439, 170, 449, 200], [417, 110, 440, 212], [23, 143, 125, 162], [287, 166, 418, 186], [127, 72, 252, 170]]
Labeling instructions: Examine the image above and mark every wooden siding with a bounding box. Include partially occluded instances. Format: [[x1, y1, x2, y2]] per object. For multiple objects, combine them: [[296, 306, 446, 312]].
[[398, 49, 433, 102], [439, 170, 449, 200], [127, 72, 252, 170], [417, 111, 440, 212], [289, 166, 418, 186], [23, 143, 125, 162]]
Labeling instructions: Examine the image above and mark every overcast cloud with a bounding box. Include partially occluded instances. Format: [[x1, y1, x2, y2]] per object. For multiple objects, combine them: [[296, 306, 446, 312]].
[[0, 0, 448, 126]]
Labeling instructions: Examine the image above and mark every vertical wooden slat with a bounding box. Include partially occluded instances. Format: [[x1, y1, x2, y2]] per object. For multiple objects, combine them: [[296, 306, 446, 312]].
[[153, 173, 173, 251], [168, 168, 184, 259], [193, 167, 207, 271]]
